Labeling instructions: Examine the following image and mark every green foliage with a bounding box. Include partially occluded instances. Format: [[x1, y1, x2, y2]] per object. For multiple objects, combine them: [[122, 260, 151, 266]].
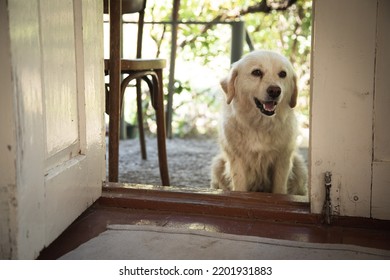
[[126, 0, 312, 139]]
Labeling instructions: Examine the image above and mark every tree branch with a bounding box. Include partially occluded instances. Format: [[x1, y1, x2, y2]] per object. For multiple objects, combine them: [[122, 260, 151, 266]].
[[241, 0, 298, 15], [179, 0, 298, 49]]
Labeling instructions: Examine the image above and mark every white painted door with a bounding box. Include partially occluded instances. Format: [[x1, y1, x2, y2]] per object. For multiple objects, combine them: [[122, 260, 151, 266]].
[[1, 0, 105, 259], [40, 0, 105, 251]]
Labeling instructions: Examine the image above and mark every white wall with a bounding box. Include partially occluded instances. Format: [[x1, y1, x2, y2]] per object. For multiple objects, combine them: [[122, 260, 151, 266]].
[[371, 0, 390, 220], [310, 0, 390, 219]]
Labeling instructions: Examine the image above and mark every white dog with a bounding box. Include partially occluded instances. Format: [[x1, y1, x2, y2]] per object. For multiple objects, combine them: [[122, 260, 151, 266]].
[[211, 50, 307, 195]]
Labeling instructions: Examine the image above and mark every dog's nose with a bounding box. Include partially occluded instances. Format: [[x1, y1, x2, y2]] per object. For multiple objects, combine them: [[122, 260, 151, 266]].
[[267, 86, 281, 99]]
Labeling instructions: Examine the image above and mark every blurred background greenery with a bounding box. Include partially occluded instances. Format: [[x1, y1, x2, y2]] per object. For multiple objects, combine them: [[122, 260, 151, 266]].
[[105, 0, 312, 145]]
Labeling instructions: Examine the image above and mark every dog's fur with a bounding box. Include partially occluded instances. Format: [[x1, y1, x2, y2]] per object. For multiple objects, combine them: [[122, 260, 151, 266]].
[[211, 50, 307, 195]]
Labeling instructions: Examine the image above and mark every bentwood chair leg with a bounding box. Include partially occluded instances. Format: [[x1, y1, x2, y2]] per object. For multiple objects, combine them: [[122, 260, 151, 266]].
[[136, 79, 147, 160], [108, 0, 121, 183], [155, 69, 170, 186]]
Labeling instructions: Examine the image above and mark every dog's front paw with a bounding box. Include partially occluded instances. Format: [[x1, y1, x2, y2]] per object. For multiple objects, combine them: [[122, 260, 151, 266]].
[[272, 184, 288, 195]]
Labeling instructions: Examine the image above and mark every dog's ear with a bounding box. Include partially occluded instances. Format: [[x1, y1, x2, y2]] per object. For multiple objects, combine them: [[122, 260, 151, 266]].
[[220, 68, 238, 104], [289, 74, 298, 108]]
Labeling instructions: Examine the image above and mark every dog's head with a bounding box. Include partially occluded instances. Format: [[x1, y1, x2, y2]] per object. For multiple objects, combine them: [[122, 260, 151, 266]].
[[220, 50, 298, 117]]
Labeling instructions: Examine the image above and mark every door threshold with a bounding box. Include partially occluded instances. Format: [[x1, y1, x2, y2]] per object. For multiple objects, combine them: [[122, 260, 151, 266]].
[[101, 182, 316, 224], [101, 182, 390, 230]]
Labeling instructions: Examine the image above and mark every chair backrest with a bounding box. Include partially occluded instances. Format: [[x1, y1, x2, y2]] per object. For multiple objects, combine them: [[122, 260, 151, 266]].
[[104, 0, 147, 58], [103, 0, 146, 14]]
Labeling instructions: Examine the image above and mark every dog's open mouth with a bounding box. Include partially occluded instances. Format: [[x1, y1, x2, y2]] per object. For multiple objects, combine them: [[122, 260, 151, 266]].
[[254, 97, 277, 116]]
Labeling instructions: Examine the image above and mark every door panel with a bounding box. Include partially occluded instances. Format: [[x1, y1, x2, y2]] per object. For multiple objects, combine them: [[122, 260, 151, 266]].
[[41, 0, 79, 156], [43, 0, 105, 245], [40, 0, 81, 170], [3, 0, 104, 259], [41, 0, 105, 249]]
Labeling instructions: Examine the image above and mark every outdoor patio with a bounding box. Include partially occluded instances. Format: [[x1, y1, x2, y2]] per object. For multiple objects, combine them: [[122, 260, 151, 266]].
[[104, 0, 312, 185], [107, 137, 308, 189]]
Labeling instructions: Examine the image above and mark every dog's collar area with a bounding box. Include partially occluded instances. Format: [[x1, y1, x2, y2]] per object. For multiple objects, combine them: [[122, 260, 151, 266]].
[[254, 97, 276, 116]]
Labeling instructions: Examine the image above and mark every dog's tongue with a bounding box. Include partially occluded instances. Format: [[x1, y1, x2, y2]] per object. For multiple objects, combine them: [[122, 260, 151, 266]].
[[263, 101, 276, 112]]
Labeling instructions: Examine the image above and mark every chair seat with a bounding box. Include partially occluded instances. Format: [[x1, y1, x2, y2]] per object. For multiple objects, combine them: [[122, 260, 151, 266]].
[[104, 58, 166, 73]]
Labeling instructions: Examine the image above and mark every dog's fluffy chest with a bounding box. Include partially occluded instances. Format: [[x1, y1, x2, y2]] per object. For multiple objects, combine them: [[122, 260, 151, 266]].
[[223, 120, 293, 192], [224, 112, 296, 153]]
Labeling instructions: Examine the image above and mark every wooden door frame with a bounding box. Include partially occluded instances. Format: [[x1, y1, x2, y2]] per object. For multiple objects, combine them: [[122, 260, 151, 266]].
[[101, 0, 390, 225]]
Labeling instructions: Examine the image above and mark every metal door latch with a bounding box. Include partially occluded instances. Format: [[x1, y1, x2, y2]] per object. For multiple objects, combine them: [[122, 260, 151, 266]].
[[322, 171, 332, 224]]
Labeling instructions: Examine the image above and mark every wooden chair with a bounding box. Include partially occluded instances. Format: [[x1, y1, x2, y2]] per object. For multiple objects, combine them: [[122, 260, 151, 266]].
[[104, 0, 169, 185]]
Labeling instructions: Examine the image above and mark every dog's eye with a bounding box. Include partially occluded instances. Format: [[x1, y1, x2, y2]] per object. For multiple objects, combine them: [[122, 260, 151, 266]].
[[278, 71, 287, 78], [251, 69, 263, 77]]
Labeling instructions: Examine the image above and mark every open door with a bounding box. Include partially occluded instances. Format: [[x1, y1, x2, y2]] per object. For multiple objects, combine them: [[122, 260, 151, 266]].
[[0, 0, 105, 259]]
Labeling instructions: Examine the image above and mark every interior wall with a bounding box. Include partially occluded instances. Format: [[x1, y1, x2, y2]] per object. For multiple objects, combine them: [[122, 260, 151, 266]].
[[310, 0, 390, 219], [371, 0, 390, 220]]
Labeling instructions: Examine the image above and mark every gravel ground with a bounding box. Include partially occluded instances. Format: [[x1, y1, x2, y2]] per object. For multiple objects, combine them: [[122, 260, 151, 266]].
[[111, 137, 219, 188], [108, 137, 308, 189]]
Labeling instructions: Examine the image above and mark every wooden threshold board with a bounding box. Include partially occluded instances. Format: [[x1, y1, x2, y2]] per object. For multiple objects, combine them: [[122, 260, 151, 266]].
[[101, 183, 390, 230]]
